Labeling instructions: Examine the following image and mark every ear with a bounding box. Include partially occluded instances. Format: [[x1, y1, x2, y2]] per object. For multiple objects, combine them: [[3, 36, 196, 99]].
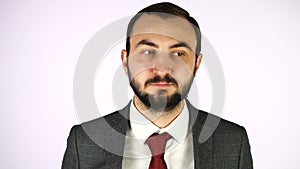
[[194, 53, 203, 75], [121, 49, 129, 75]]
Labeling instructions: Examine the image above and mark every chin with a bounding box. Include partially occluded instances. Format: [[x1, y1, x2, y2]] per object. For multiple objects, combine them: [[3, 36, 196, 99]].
[[141, 92, 183, 112]]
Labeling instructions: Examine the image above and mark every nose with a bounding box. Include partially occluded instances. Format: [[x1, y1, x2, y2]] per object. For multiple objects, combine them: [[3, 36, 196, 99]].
[[151, 67, 170, 75], [150, 52, 174, 74]]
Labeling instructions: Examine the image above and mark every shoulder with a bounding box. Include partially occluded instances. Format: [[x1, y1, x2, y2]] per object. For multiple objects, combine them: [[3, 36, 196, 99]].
[[192, 107, 249, 144], [217, 114, 247, 133], [65, 110, 126, 152], [186, 99, 246, 136], [69, 104, 130, 145], [193, 110, 253, 167], [196, 108, 247, 133], [63, 110, 126, 168], [70, 110, 124, 137]]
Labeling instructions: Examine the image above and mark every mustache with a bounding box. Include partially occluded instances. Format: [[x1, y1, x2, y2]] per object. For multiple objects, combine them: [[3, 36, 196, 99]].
[[144, 75, 178, 88]]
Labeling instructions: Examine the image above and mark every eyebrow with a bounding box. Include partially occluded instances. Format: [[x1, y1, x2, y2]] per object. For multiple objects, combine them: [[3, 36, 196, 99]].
[[169, 42, 193, 51], [135, 39, 159, 49], [135, 39, 193, 51]]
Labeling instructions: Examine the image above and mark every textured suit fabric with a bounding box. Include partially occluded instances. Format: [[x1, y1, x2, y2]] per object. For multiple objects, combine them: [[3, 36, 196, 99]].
[[62, 101, 253, 169]]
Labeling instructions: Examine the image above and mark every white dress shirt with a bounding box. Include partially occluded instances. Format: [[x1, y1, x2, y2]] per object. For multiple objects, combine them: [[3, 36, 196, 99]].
[[122, 101, 194, 169]]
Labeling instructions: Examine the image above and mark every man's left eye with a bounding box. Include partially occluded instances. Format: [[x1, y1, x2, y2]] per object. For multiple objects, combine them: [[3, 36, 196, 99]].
[[172, 51, 185, 57]]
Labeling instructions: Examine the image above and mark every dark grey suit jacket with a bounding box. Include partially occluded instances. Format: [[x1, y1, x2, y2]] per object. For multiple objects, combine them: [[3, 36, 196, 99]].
[[62, 101, 253, 169]]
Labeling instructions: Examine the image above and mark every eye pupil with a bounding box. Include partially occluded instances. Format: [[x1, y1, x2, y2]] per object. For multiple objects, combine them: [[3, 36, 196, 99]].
[[144, 50, 155, 55], [174, 51, 185, 57]]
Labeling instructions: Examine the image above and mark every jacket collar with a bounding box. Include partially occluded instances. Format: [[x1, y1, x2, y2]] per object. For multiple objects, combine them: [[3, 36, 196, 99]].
[[104, 99, 215, 169]]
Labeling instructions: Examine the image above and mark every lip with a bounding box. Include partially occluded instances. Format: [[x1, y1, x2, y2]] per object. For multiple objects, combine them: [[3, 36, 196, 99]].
[[149, 83, 173, 87]]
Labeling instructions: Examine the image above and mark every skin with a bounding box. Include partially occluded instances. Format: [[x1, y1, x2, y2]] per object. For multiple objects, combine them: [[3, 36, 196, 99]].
[[121, 14, 202, 128]]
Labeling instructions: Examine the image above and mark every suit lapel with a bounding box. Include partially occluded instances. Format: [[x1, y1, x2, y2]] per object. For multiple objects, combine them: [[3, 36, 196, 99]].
[[187, 100, 213, 169], [193, 130, 213, 169], [102, 102, 131, 169]]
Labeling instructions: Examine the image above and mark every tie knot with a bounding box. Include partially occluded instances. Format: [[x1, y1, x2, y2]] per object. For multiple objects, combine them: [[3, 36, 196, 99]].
[[146, 132, 171, 156]]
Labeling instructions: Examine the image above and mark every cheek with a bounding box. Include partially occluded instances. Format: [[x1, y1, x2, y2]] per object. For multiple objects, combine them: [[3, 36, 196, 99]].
[[130, 70, 150, 85], [172, 61, 195, 77], [128, 58, 151, 80], [171, 63, 195, 87]]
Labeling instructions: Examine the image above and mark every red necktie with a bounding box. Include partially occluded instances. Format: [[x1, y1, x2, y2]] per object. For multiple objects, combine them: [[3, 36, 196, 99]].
[[146, 132, 171, 169]]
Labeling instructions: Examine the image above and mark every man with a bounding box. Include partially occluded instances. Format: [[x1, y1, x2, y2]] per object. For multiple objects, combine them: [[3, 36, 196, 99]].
[[62, 2, 253, 169]]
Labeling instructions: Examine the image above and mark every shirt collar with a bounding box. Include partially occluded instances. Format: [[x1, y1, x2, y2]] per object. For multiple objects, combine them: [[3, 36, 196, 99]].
[[129, 100, 189, 143]]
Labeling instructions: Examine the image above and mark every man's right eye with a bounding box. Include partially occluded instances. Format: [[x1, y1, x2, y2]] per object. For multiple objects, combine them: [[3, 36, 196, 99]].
[[142, 50, 155, 55]]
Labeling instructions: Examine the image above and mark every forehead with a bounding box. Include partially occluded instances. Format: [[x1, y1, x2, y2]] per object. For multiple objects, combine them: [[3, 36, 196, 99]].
[[131, 14, 197, 51]]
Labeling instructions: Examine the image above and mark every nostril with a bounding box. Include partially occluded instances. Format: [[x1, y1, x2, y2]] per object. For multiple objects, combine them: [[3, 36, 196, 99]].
[[151, 66, 173, 75]]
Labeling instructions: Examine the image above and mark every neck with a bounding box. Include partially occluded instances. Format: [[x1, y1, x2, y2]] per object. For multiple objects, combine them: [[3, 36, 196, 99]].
[[133, 95, 184, 128]]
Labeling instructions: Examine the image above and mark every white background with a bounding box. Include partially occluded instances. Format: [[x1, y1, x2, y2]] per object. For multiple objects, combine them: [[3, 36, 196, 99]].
[[1, 0, 300, 168]]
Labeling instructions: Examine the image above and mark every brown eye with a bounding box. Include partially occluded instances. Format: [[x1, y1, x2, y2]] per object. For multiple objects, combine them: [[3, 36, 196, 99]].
[[172, 51, 185, 57]]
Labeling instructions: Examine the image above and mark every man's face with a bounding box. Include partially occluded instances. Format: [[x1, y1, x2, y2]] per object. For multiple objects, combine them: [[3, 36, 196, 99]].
[[122, 14, 202, 112]]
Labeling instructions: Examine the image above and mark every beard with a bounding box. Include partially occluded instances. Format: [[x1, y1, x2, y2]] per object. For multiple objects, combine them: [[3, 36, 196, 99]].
[[130, 74, 194, 112]]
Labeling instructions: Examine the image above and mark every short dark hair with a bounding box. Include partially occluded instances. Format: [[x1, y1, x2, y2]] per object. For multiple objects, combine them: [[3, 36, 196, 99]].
[[126, 2, 202, 56]]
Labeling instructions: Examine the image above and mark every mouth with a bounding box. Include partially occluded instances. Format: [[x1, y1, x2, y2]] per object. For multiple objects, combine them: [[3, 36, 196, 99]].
[[144, 75, 179, 89], [148, 82, 173, 88]]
